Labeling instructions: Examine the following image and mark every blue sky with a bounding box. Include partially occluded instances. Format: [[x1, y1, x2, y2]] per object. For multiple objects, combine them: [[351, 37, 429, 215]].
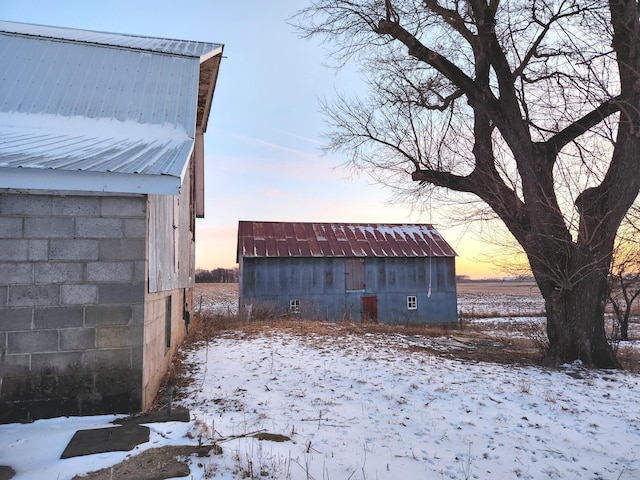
[[1, 1, 502, 278]]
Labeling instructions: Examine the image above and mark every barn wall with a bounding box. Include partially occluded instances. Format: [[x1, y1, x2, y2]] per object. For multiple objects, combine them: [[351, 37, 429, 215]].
[[142, 165, 195, 410], [239, 256, 457, 324], [148, 157, 195, 293], [141, 287, 188, 409], [0, 191, 147, 423]]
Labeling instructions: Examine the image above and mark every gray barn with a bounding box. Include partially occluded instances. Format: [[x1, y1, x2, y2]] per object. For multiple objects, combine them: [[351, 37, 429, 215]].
[[0, 21, 223, 422], [237, 221, 458, 324]]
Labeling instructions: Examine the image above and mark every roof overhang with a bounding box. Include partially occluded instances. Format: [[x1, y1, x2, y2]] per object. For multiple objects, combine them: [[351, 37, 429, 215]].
[[0, 166, 184, 195], [0, 22, 223, 197]]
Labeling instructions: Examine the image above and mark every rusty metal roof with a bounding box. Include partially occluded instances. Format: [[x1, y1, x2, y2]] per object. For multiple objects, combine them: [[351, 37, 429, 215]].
[[237, 221, 457, 260]]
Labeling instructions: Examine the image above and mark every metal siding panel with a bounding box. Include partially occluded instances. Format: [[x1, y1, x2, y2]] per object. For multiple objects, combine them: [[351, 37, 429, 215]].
[[317, 240, 331, 256], [298, 240, 311, 256], [286, 237, 299, 256], [304, 223, 321, 256], [254, 239, 266, 257], [327, 232, 341, 256], [265, 237, 277, 257], [276, 239, 289, 257]]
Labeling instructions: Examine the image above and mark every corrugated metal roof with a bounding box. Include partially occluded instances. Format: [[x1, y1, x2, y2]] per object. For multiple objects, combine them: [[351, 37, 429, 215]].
[[0, 21, 223, 194], [0, 21, 222, 57], [237, 221, 457, 260]]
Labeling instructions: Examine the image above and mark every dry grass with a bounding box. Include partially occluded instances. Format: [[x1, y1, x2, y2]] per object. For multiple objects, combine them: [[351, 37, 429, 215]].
[[151, 282, 640, 411]]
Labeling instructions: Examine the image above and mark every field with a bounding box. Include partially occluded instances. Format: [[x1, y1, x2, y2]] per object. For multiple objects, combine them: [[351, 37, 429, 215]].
[[193, 281, 639, 367], [193, 281, 546, 317]]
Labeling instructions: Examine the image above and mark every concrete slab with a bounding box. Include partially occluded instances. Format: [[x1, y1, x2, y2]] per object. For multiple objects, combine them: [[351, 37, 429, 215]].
[[60, 424, 150, 459], [0, 466, 16, 480]]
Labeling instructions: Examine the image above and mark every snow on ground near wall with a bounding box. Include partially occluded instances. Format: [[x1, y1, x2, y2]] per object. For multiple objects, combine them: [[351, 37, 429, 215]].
[[1, 329, 639, 479], [179, 331, 640, 480]]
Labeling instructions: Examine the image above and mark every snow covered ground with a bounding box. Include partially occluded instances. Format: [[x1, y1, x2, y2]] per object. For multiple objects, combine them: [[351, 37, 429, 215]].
[[1, 325, 639, 479]]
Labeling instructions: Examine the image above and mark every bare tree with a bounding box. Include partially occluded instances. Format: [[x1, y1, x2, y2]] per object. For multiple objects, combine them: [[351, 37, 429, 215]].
[[294, 0, 640, 367], [608, 217, 640, 341]]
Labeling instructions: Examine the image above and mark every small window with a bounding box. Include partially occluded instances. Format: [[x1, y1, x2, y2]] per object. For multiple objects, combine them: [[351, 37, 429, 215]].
[[165, 295, 172, 352], [290, 299, 300, 313], [407, 296, 417, 310]]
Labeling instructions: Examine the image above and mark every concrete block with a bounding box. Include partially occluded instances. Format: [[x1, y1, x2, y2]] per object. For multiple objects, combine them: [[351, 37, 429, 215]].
[[28, 240, 49, 261], [83, 348, 131, 369], [133, 261, 145, 282], [8, 285, 59, 307], [0, 307, 33, 331], [96, 325, 143, 349], [101, 197, 146, 217], [50, 239, 99, 261], [99, 239, 145, 261], [34, 306, 84, 329], [131, 346, 143, 370], [52, 196, 100, 216], [98, 282, 144, 304], [132, 304, 144, 326], [86, 262, 134, 282], [0, 262, 33, 285], [59, 327, 96, 351], [0, 194, 52, 216], [1, 353, 31, 376], [32, 351, 83, 370], [85, 305, 132, 327], [8, 330, 58, 354], [24, 217, 74, 238], [0, 286, 6, 307], [75, 218, 123, 239], [0, 217, 23, 238], [123, 218, 147, 238], [0, 240, 28, 261], [61, 284, 98, 305], [35, 263, 83, 284]]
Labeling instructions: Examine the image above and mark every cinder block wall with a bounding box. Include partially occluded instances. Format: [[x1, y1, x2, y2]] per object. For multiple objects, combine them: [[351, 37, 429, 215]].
[[0, 192, 147, 423]]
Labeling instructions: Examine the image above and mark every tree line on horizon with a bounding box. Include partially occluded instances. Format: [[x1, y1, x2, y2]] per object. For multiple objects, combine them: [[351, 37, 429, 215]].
[[195, 268, 238, 283]]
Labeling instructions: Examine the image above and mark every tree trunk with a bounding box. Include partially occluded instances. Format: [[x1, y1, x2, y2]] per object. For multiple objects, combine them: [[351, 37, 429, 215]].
[[620, 309, 630, 341], [539, 270, 619, 368]]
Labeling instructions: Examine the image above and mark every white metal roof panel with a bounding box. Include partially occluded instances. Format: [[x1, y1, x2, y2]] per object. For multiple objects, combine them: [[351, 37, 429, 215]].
[[0, 20, 222, 57], [0, 21, 223, 194]]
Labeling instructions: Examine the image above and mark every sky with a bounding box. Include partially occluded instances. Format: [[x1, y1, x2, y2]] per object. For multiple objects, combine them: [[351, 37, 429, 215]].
[[1, 0, 510, 279]]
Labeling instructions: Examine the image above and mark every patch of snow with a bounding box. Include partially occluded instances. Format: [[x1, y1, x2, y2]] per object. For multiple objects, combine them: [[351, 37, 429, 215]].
[[1, 331, 639, 479]]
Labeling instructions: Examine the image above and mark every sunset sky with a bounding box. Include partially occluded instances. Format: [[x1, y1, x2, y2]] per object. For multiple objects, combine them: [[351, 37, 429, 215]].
[[2, 0, 513, 279]]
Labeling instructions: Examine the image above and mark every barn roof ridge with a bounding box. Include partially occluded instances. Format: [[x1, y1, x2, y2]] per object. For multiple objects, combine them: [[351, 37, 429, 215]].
[[237, 220, 457, 260], [0, 20, 223, 57]]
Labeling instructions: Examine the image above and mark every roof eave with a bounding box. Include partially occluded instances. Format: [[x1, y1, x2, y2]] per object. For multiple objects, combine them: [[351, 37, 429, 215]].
[[0, 167, 182, 195], [197, 46, 224, 132]]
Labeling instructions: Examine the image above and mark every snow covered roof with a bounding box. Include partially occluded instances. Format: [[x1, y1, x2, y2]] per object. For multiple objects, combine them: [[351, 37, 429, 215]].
[[237, 221, 457, 260], [0, 21, 223, 194]]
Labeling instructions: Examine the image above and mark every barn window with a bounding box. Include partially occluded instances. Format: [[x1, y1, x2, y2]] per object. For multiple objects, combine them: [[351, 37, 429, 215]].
[[290, 299, 300, 313], [165, 295, 172, 352], [407, 295, 417, 310], [345, 258, 365, 290]]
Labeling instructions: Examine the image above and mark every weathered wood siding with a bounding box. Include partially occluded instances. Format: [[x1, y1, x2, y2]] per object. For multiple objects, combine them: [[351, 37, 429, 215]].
[[148, 160, 195, 293]]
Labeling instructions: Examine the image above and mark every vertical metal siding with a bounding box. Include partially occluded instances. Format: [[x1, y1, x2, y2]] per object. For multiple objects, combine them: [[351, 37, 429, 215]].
[[239, 256, 457, 324]]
